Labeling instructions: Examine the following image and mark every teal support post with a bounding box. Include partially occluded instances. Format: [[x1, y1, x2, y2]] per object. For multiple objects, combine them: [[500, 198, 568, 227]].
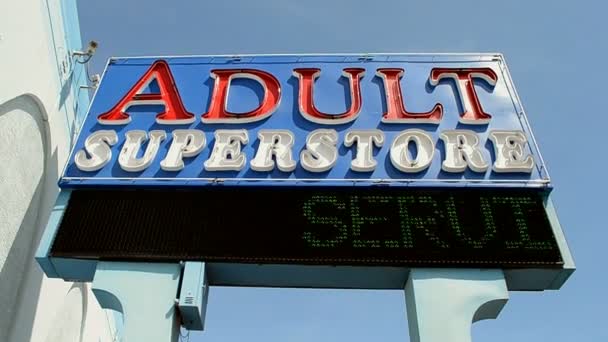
[[91, 262, 182, 342], [405, 269, 509, 342]]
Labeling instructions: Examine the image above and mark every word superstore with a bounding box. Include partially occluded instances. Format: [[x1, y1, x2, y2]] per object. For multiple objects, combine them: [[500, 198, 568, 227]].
[[76, 128, 532, 174]]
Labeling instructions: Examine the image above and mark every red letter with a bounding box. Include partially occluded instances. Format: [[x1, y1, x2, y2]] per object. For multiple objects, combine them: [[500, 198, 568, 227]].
[[376, 68, 443, 124], [430, 68, 498, 124], [98, 60, 195, 125], [202, 69, 281, 124], [293, 68, 365, 125]]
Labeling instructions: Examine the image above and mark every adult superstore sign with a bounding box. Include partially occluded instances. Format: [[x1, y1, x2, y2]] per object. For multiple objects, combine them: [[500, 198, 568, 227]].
[[61, 54, 549, 188]]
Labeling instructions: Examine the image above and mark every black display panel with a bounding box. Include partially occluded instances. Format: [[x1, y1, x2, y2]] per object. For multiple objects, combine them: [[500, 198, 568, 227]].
[[50, 187, 562, 268]]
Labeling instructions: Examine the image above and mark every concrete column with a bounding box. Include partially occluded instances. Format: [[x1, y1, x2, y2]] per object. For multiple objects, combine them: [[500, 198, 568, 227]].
[[91, 262, 181, 342], [405, 268, 509, 342]]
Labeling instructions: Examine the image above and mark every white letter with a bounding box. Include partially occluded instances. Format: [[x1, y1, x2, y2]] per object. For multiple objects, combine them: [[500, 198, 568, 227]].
[[344, 130, 384, 172], [390, 129, 434, 173], [118, 130, 166, 172], [204, 129, 249, 171], [75, 130, 118, 171], [440, 130, 488, 173], [250, 130, 296, 172], [488, 130, 534, 173], [160, 129, 206, 171], [300, 129, 338, 173]]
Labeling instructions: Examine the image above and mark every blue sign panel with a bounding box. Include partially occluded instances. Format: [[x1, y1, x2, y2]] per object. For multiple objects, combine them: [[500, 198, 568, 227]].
[[61, 53, 549, 189]]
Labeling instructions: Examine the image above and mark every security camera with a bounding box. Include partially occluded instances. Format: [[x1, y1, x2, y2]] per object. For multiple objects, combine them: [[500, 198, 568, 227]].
[[85, 41, 98, 55], [91, 74, 101, 86], [72, 40, 99, 57]]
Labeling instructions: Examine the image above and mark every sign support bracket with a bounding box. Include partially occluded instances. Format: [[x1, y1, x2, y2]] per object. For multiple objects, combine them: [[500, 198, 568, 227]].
[[404, 268, 509, 342], [91, 262, 185, 342]]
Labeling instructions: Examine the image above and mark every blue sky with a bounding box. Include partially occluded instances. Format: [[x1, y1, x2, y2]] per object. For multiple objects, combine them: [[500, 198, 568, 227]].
[[78, 1, 606, 341]]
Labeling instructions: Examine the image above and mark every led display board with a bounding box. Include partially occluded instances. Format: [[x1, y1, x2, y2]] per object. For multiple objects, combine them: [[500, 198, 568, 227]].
[[50, 187, 561, 268]]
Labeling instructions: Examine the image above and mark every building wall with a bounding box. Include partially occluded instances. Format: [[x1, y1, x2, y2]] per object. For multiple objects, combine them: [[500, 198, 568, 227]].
[[0, 0, 114, 341]]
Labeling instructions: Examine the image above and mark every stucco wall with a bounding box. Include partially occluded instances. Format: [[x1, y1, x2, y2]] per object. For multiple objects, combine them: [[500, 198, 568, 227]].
[[0, 95, 47, 340], [0, 0, 114, 341]]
